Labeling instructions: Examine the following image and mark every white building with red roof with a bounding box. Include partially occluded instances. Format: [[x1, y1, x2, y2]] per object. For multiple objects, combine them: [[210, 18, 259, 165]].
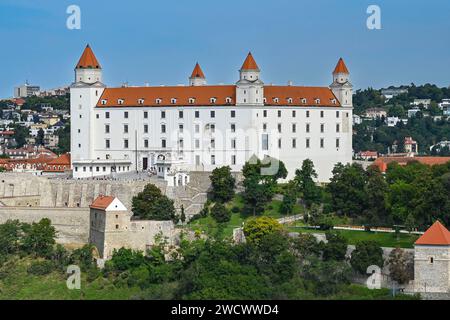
[[70, 45, 353, 182]]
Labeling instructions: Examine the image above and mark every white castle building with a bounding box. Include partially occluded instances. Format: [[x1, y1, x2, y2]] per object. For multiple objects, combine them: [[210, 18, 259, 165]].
[[70, 45, 353, 183]]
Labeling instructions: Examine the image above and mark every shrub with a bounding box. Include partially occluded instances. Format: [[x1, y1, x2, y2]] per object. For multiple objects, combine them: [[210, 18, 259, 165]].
[[210, 203, 231, 223], [27, 260, 54, 275], [350, 241, 383, 274], [231, 206, 240, 213]]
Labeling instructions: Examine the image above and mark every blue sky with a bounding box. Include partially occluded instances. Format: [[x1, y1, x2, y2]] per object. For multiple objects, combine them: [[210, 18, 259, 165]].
[[0, 0, 449, 98]]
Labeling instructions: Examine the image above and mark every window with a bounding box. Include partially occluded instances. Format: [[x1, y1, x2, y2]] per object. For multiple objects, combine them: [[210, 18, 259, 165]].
[[336, 138, 340, 148], [231, 155, 236, 165], [105, 112, 110, 119], [156, 98, 162, 104], [105, 139, 110, 148], [124, 124, 129, 133], [144, 124, 148, 133], [230, 123, 236, 132], [292, 138, 297, 148], [124, 111, 128, 118], [263, 123, 267, 132], [278, 110, 282, 117], [195, 139, 200, 148], [336, 111, 340, 118], [161, 124, 166, 133], [263, 110, 267, 118], [144, 111, 148, 119], [210, 124, 215, 133], [195, 124, 200, 133], [124, 139, 129, 149], [336, 123, 340, 133], [161, 139, 166, 148], [138, 99, 145, 105], [144, 139, 149, 148], [211, 155, 216, 165], [278, 123, 282, 133], [287, 98, 293, 104], [231, 110, 236, 118], [306, 110, 310, 118], [189, 98, 195, 104], [320, 110, 324, 118], [179, 124, 184, 133], [278, 138, 282, 148], [79, 115, 82, 118], [306, 123, 310, 133], [78, 143, 81, 148], [161, 111, 166, 119], [210, 139, 215, 148], [179, 139, 184, 148], [320, 138, 324, 148], [292, 123, 296, 133], [315, 98, 321, 104], [320, 124, 324, 133], [226, 97, 232, 104], [171, 98, 177, 104], [96, 114, 99, 118], [210, 97, 217, 104], [292, 110, 296, 117], [306, 138, 310, 148], [430, 257, 434, 264], [101, 99, 107, 105], [231, 139, 236, 149], [105, 124, 110, 133], [210, 111, 215, 118], [179, 110, 184, 119], [194, 110, 200, 118], [262, 134, 269, 151], [118, 99, 124, 105]]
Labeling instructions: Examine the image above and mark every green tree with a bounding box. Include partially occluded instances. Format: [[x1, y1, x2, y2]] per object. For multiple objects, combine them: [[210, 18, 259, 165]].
[[209, 166, 235, 203], [350, 241, 383, 275], [36, 128, 45, 146], [210, 202, 231, 223], [294, 159, 321, 208], [0, 220, 22, 256], [108, 248, 146, 272], [70, 244, 96, 271], [280, 181, 297, 215], [363, 167, 390, 225], [388, 247, 414, 284], [132, 183, 177, 222], [243, 217, 282, 245], [322, 232, 348, 261], [21, 218, 56, 258]]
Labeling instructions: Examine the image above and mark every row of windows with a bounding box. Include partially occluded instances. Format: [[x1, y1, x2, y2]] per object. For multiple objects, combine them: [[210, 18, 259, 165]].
[[94, 110, 348, 120], [101, 137, 341, 150], [74, 165, 130, 173]]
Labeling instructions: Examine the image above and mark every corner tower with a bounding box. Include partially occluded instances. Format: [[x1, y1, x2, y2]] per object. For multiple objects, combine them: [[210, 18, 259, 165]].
[[236, 52, 264, 105], [189, 63, 207, 86], [330, 58, 353, 107], [70, 45, 106, 173]]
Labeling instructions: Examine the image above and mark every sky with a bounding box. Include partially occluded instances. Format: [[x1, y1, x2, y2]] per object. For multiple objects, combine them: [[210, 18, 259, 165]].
[[0, 0, 449, 98]]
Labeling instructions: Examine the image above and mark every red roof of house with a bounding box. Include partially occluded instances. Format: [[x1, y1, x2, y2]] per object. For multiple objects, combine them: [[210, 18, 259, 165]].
[[241, 52, 259, 71], [333, 58, 349, 74], [415, 221, 450, 246], [76, 45, 101, 69], [90, 195, 115, 210], [97, 85, 340, 107], [372, 156, 450, 173], [46, 153, 71, 166], [190, 63, 205, 79], [359, 151, 378, 157]]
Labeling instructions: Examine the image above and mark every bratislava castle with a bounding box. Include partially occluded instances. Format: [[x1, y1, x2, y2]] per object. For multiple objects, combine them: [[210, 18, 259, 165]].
[[70, 45, 353, 183]]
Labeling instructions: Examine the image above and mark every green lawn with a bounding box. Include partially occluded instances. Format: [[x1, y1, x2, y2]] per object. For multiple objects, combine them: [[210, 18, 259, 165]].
[[0, 258, 140, 300], [287, 224, 419, 248], [188, 195, 304, 238]]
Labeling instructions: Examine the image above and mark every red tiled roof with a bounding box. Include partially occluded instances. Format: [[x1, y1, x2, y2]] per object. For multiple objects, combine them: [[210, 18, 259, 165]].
[[241, 52, 259, 71], [46, 153, 71, 166], [333, 58, 349, 74], [76, 45, 101, 69], [90, 195, 115, 210], [96, 85, 340, 107], [190, 63, 205, 79], [415, 221, 450, 246], [372, 156, 450, 173]]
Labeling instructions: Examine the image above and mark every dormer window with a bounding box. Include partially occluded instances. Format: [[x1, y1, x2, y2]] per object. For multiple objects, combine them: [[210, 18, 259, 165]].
[[263, 98, 267, 104], [117, 99, 124, 105], [189, 98, 196, 104], [315, 98, 321, 104], [273, 98, 279, 103], [101, 99, 107, 105], [138, 98, 145, 105], [210, 97, 217, 104], [287, 98, 293, 104], [156, 98, 162, 104], [331, 98, 337, 104], [301, 98, 307, 104], [171, 98, 177, 104], [225, 97, 232, 104]]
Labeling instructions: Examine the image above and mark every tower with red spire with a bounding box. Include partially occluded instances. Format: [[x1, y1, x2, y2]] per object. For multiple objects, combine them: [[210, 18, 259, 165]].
[[189, 63, 206, 86], [236, 52, 264, 105], [75, 44, 103, 85], [330, 58, 353, 107]]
